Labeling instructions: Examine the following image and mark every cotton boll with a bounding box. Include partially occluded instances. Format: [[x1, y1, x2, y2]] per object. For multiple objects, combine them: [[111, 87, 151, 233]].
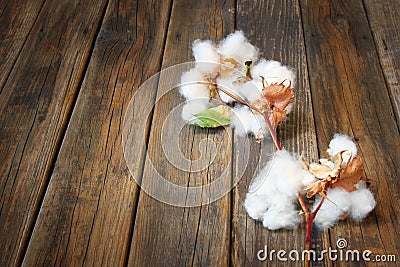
[[247, 156, 278, 194], [216, 76, 243, 103], [244, 193, 269, 220], [247, 149, 305, 197], [181, 99, 209, 123], [239, 80, 262, 102], [245, 164, 280, 220], [269, 150, 306, 196], [252, 59, 296, 88], [262, 205, 300, 230], [230, 106, 263, 136], [244, 149, 309, 230], [218, 31, 259, 64], [327, 134, 358, 159], [192, 39, 220, 73], [313, 188, 352, 228], [179, 68, 209, 100], [349, 188, 376, 221]]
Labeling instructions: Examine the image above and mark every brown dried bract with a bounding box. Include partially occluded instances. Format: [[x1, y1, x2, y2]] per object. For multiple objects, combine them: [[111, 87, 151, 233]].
[[260, 76, 294, 126], [333, 156, 367, 192], [304, 151, 367, 198], [272, 107, 287, 126]]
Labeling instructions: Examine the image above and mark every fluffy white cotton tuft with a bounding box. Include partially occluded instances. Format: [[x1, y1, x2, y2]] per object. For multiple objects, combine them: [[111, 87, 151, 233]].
[[313, 188, 352, 229], [218, 31, 259, 65], [192, 39, 220, 73], [181, 99, 209, 123], [252, 59, 296, 88], [244, 149, 313, 230], [239, 80, 262, 102], [243, 132, 376, 230], [327, 134, 358, 158], [262, 205, 300, 230], [179, 68, 209, 100], [244, 193, 269, 220], [314, 186, 376, 228], [349, 188, 376, 221], [230, 106, 267, 137]]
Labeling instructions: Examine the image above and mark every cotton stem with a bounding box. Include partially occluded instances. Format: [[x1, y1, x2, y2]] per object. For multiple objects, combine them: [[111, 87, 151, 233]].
[[297, 193, 325, 267]]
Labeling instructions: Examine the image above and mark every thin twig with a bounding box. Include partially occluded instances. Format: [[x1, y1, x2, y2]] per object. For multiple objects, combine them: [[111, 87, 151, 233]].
[[312, 197, 325, 215], [216, 86, 282, 150]]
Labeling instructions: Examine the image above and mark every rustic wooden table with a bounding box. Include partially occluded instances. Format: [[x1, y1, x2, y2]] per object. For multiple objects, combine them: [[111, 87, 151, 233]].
[[1, 0, 399, 266]]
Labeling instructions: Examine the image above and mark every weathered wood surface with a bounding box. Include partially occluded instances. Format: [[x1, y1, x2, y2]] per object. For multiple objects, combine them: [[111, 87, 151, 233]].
[[301, 0, 400, 266], [128, 0, 235, 265], [22, 0, 172, 266], [0, 0, 108, 265], [0, 0, 45, 91], [0, 0, 398, 266], [364, 0, 400, 126]]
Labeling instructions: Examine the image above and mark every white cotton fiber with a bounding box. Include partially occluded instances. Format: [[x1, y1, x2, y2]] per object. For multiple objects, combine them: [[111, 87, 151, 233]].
[[349, 188, 376, 221], [218, 31, 259, 65], [244, 193, 270, 220], [244, 149, 313, 230], [179, 68, 209, 100], [247, 150, 306, 196], [267, 150, 308, 196], [314, 186, 376, 228], [192, 39, 220, 73], [252, 59, 296, 88], [216, 76, 243, 103], [327, 134, 358, 158], [313, 188, 352, 229], [181, 99, 209, 123], [230, 106, 267, 137], [239, 80, 262, 102], [262, 205, 300, 230]]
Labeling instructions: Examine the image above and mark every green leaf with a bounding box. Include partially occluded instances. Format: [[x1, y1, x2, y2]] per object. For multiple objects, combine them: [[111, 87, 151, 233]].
[[190, 105, 232, 128]]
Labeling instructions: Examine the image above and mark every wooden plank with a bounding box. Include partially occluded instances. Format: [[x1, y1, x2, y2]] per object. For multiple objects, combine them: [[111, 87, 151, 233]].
[[231, 0, 321, 266], [128, 0, 235, 265], [22, 0, 172, 266], [0, 0, 45, 91], [0, 0, 109, 266], [363, 0, 400, 126], [300, 0, 400, 266]]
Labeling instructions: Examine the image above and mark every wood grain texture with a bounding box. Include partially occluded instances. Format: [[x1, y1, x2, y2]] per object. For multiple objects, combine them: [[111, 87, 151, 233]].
[[0, 0, 45, 91], [300, 0, 400, 266], [0, 0, 398, 265], [231, 0, 321, 266], [363, 0, 400, 127], [128, 0, 235, 265], [0, 0, 108, 266], [22, 0, 172, 266]]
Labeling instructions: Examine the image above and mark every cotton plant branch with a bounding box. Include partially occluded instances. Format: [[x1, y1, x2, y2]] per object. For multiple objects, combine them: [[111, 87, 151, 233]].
[[178, 31, 376, 267], [298, 193, 325, 267]]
